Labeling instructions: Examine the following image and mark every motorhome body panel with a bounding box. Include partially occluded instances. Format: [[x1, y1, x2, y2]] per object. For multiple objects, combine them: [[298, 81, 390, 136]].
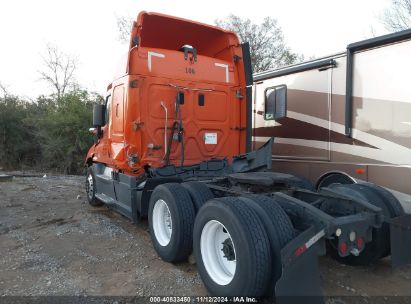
[[253, 64, 332, 160], [253, 39, 411, 211]]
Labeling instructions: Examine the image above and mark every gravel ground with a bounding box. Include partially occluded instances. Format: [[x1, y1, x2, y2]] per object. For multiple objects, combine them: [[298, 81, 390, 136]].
[[1, 174, 411, 303]]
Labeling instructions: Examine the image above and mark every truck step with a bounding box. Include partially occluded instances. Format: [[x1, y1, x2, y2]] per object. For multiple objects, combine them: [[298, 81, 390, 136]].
[[95, 193, 116, 205], [95, 193, 133, 220]]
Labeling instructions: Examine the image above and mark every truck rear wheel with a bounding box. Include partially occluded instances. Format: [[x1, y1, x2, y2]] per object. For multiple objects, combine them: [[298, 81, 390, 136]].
[[240, 195, 295, 295], [316, 172, 355, 189], [85, 166, 103, 207], [148, 183, 195, 262], [193, 197, 272, 297], [324, 183, 399, 265], [357, 182, 404, 218], [182, 181, 214, 212]]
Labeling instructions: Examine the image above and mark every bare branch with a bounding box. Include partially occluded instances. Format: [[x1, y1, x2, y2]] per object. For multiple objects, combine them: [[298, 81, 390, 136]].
[[382, 0, 411, 32], [215, 15, 303, 73], [0, 81, 9, 98], [116, 15, 133, 43], [38, 44, 77, 101]]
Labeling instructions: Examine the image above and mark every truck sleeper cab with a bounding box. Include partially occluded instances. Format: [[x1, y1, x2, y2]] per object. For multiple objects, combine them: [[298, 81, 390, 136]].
[[85, 12, 411, 301]]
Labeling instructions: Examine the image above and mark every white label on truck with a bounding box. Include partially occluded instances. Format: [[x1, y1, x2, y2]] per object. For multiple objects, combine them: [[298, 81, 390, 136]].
[[204, 133, 217, 145]]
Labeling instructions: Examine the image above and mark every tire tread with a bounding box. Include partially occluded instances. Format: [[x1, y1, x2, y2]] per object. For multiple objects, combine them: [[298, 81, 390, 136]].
[[218, 197, 271, 296], [249, 195, 295, 246], [181, 181, 214, 212], [149, 183, 195, 262], [86, 166, 103, 207]]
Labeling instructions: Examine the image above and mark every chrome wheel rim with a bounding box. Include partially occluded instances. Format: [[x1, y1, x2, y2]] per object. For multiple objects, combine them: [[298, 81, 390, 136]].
[[152, 199, 173, 246], [200, 220, 236, 285]]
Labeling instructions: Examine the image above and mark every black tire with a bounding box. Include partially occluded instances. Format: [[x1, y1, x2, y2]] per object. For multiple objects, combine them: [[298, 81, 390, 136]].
[[354, 182, 404, 258], [148, 183, 195, 262], [316, 173, 355, 189], [85, 166, 103, 207], [285, 175, 316, 191], [240, 195, 295, 295], [193, 197, 272, 297], [181, 181, 214, 212], [325, 183, 392, 265], [357, 182, 405, 217]]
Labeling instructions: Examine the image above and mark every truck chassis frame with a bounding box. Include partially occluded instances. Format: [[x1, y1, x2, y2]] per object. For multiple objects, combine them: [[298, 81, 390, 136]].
[[86, 139, 411, 302]]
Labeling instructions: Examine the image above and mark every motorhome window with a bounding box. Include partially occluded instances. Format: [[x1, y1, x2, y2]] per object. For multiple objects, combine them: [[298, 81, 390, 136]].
[[264, 85, 287, 120], [105, 95, 112, 125]]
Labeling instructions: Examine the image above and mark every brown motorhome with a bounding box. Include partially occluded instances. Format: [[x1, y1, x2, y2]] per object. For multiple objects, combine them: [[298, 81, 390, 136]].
[[253, 29, 411, 212]]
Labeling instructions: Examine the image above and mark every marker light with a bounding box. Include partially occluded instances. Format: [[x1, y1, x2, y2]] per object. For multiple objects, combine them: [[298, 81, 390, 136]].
[[349, 231, 356, 242]]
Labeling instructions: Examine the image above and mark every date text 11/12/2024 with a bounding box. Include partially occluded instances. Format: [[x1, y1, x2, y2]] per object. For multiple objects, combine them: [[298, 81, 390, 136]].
[[149, 296, 258, 303]]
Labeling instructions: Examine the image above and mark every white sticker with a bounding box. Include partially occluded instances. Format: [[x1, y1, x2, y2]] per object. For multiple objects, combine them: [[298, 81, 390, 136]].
[[204, 133, 217, 145]]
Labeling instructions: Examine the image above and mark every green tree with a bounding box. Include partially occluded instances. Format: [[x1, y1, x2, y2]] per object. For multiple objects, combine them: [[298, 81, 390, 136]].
[[215, 15, 303, 73], [0, 42, 102, 174], [28, 90, 102, 174], [0, 95, 40, 169], [0, 87, 103, 174]]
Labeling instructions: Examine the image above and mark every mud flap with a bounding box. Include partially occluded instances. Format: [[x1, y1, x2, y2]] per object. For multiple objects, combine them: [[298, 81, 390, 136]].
[[390, 214, 411, 269], [275, 226, 325, 304]]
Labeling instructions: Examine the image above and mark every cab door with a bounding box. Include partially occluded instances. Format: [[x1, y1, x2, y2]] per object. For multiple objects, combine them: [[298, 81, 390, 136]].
[[110, 84, 125, 162]]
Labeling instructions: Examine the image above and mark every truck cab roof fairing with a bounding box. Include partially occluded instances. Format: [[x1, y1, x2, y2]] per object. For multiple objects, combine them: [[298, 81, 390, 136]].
[[135, 12, 239, 61]]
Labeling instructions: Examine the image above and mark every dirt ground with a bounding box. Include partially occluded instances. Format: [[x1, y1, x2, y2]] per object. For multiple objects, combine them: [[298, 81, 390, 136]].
[[1, 174, 411, 303]]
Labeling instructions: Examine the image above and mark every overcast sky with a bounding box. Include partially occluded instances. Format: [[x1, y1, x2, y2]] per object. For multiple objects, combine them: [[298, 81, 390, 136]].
[[0, 0, 391, 99]]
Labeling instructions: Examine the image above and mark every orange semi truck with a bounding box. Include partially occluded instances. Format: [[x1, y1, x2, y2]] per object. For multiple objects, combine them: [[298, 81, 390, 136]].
[[85, 12, 411, 301]]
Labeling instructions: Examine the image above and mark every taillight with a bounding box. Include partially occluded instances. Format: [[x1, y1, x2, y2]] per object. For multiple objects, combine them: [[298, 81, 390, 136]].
[[339, 242, 348, 255], [357, 237, 364, 251], [295, 245, 307, 257]]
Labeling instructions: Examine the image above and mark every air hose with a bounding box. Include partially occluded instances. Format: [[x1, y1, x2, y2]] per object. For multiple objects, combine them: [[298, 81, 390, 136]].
[[164, 91, 185, 167]]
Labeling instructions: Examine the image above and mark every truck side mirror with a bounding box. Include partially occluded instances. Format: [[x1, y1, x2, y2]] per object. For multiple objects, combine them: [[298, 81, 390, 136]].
[[93, 104, 106, 127]]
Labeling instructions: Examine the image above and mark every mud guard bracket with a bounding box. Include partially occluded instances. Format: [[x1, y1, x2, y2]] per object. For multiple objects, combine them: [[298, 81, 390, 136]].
[[232, 138, 273, 173], [275, 226, 325, 304], [390, 214, 411, 269]]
